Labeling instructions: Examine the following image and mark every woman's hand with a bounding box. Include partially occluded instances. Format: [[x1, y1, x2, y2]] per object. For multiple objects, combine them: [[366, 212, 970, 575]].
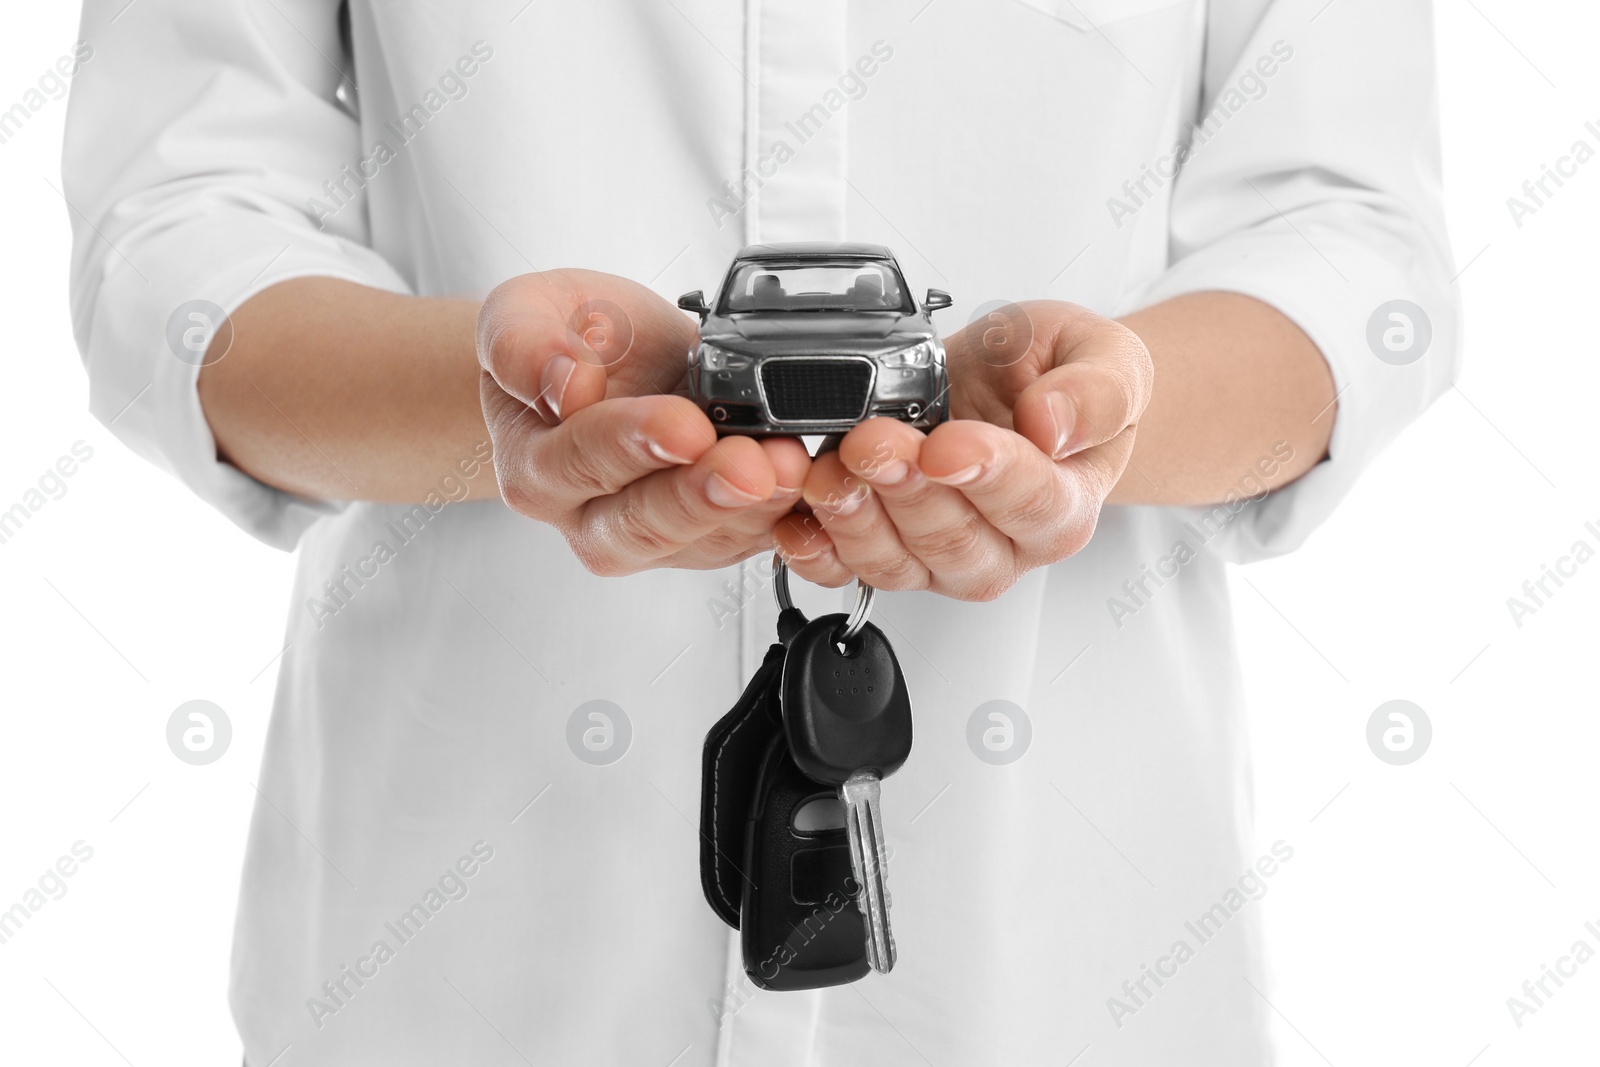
[[773, 301, 1153, 601], [478, 269, 809, 574]]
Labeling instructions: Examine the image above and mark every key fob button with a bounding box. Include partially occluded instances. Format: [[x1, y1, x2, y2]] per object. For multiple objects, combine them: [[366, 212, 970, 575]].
[[790, 845, 854, 906]]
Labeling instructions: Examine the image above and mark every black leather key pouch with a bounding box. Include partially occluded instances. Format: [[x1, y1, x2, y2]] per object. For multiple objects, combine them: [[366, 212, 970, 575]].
[[699, 638, 788, 928]]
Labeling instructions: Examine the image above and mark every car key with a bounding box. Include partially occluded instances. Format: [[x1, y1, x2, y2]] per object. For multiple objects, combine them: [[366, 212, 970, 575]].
[[841, 771, 894, 974], [701, 590, 872, 990], [781, 609, 912, 974]]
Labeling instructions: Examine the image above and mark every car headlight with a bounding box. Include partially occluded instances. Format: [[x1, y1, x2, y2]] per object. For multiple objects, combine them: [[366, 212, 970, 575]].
[[699, 343, 752, 371], [879, 341, 935, 369]]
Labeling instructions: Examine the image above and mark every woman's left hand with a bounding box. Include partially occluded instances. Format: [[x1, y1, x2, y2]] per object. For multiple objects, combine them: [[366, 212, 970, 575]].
[[773, 301, 1154, 601]]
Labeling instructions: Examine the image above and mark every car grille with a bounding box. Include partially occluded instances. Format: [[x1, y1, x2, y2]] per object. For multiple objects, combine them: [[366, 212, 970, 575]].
[[761, 359, 872, 422]]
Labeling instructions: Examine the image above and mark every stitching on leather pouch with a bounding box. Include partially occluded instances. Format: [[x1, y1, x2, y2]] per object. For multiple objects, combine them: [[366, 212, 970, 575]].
[[709, 691, 762, 914]]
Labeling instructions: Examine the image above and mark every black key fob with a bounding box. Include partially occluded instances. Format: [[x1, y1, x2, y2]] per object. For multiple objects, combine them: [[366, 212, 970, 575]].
[[740, 734, 870, 991], [782, 615, 912, 786]]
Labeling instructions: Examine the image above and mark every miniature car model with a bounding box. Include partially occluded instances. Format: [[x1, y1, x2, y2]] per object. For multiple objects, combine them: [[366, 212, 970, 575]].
[[678, 243, 952, 435]]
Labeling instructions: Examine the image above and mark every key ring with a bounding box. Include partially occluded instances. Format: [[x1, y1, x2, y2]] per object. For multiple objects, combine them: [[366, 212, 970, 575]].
[[771, 555, 875, 643]]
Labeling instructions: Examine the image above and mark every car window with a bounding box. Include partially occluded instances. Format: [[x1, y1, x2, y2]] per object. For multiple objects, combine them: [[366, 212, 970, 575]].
[[721, 260, 909, 312]]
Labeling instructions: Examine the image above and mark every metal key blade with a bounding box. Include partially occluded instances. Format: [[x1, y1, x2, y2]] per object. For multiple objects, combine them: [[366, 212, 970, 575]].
[[841, 771, 896, 974]]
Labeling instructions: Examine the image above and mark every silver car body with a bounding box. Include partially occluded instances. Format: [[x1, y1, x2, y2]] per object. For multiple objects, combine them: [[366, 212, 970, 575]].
[[683, 243, 950, 435]]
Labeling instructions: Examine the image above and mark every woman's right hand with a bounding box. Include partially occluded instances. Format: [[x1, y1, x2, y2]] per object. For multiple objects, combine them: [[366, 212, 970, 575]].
[[477, 269, 810, 574]]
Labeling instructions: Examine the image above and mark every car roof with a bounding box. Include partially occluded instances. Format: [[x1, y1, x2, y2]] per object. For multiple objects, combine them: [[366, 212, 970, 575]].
[[736, 242, 895, 262]]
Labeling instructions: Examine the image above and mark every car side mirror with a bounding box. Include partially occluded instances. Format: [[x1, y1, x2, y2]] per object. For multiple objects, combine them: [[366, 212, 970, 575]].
[[678, 290, 710, 318], [923, 289, 952, 312]]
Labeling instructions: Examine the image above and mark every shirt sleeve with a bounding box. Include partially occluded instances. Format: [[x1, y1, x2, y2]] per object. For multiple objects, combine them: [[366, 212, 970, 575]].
[[64, 0, 413, 550], [1132, 0, 1463, 564]]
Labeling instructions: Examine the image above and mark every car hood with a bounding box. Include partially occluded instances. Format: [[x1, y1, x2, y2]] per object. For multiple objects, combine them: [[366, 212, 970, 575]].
[[702, 311, 934, 352]]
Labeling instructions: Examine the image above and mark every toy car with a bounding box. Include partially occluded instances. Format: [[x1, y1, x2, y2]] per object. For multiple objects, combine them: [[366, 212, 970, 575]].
[[678, 243, 952, 435]]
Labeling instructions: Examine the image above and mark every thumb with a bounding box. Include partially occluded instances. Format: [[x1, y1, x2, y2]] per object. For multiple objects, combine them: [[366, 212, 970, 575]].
[[1013, 317, 1153, 460], [478, 269, 697, 424]]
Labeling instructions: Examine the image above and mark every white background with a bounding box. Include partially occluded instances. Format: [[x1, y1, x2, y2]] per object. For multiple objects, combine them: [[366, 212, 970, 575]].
[[1, 2, 1595, 1065]]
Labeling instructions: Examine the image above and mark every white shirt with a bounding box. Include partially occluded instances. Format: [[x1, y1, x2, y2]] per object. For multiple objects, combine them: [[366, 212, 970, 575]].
[[64, 1, 1459, 1063]]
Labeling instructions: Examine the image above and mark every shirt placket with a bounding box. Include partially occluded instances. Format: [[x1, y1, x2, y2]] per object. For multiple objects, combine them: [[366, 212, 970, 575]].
[[721, 2, 848, 1062], [741, 0, 850, 246]]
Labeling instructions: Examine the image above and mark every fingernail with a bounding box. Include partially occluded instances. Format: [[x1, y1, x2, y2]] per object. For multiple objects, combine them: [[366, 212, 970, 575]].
[[540, 354, 576, 421], [771, 484, 801, 500], [1047, 392, 1077, 460], [705, 471, 764, 508], [819, 487, 869, 518], [867, 459, 910, 486], [932, 464, 983, 486], [647, 438, 694, 465]]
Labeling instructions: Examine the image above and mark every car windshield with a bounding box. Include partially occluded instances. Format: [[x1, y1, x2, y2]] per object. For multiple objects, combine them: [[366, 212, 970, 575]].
[[720, 259, 910, 313]]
